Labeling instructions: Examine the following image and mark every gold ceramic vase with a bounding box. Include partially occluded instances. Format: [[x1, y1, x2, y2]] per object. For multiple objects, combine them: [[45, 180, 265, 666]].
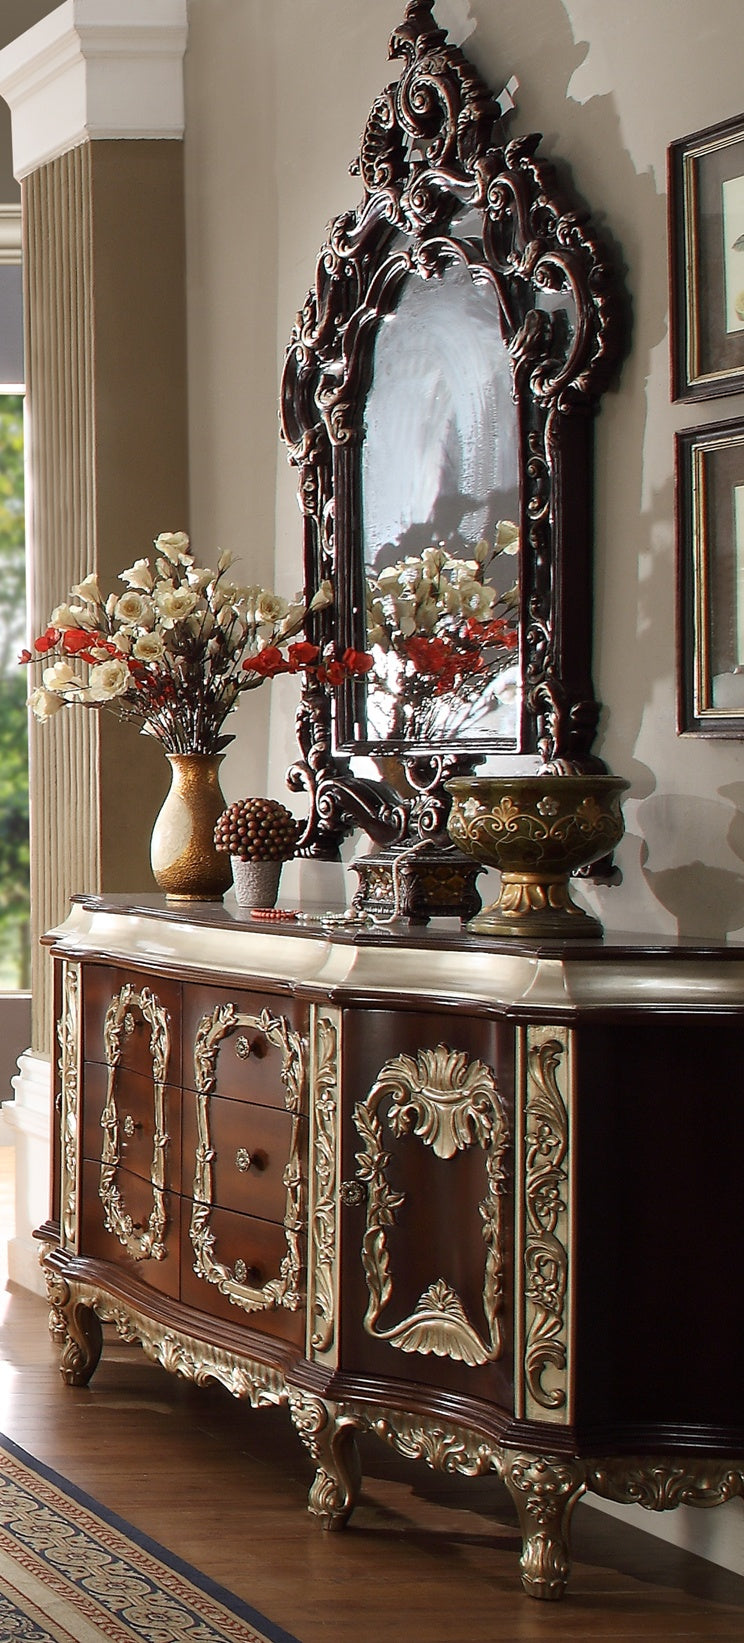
[[150, 753, 233, 901]]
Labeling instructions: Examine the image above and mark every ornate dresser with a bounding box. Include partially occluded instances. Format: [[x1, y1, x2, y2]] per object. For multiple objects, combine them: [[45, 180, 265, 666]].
[[39, 894, 744, 1600], [37, 900, 742, 1603]]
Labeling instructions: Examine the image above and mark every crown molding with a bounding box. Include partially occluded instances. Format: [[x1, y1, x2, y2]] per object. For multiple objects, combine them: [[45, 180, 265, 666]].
[[0, 0, 188, 179]]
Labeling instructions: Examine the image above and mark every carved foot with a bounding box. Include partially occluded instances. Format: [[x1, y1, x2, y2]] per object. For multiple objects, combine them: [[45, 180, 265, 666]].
[[501, 1450, 586, 1600], [289, 1391, 362, 1530], [45, 1272, 103, 1386]]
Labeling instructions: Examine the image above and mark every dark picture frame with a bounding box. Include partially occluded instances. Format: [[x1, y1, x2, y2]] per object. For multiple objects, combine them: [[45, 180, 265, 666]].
[[669, 113, 744, 401], [677, 417, 744, 734]]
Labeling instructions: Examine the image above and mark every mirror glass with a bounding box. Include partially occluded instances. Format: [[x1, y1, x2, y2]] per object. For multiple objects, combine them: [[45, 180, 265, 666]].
[[361, 262, 520, 749]]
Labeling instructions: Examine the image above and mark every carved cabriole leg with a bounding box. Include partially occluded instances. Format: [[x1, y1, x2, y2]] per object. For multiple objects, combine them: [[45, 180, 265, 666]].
[[501, 1451, 586, 1601], [45, 1270, 103, 1387], [288, 1391, 362, 1530]]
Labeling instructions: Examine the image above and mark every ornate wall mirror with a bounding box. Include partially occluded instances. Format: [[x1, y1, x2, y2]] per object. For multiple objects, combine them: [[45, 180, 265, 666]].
[[281, 0, 626, 918]]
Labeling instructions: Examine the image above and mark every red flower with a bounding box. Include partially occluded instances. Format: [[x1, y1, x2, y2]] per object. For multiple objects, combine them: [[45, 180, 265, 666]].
[[18, 648, 32, 665], [33, 627, 59, 653], [341, 647, 374, 675], [405, 635, 453, 676], [61, 627, 98, 654], [243, 647, 290, 677], [318, 660, 346, 687], [286, 640, 320, 671]]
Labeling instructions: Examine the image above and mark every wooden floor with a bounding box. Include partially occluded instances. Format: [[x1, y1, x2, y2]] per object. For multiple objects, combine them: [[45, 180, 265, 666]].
[[0, 1274, 742, 1642]]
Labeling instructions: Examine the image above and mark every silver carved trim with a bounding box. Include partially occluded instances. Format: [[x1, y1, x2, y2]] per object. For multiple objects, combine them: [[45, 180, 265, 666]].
[[520, 1026, 573, 1422], [190, 1003, 307, 1315], [45, 1264, 287, 1406], [354, 1045, 509, 1365], [57, 962, 81, 1253], [587, 1457, 744, 1512], [100, 985, 172, 1262], [307, 1008, 342, 1359]]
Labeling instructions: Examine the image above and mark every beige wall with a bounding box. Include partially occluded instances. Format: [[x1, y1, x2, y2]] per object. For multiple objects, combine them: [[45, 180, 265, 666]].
[[184, 0, 744, 940]]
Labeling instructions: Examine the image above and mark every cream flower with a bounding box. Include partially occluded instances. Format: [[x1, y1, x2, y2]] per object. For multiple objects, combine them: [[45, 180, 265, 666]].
[[28, 686, 66, 721], [114, 591, 149, 624], [42, 661, 83, 692], [71, 574, 103, 603], [155, 531, 190, 560], [153, 585, 198, 625], [308, 579, 334, 611], [254, 590, 288, 626], [133, 630, 165, 662], [51, 602, 93, 631], [494, 519, 520, 554], [87, 658, 130, 701], [119, 559, 154, 591], [458, 579, 497, 619]]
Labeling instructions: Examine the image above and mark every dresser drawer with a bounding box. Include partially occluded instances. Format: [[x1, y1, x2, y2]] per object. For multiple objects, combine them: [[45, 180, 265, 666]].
[[182, 1090, 300, 1223], [82, 965, 182, 1086], [182, 983, 307, 1110], [182, 1203, 304, 1345], [81, 1061, 182, 1192], [81, 1160, 182, 1300]]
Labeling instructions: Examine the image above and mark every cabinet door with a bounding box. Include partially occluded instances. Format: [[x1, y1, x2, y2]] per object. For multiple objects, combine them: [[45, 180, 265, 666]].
[[337, 1008, 514, 1406]]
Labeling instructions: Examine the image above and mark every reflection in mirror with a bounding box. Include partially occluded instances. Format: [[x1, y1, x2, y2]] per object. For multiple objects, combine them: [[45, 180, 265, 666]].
[[362, 262, 520, 747]]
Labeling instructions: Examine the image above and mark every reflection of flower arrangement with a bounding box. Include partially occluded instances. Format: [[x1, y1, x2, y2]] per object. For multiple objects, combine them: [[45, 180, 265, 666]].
[[21, 531, 371, 754], [365, 522, 519, 740]]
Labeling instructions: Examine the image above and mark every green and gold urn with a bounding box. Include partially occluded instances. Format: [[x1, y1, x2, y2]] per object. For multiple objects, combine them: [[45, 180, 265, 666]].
[[446, 773, 629, 938]]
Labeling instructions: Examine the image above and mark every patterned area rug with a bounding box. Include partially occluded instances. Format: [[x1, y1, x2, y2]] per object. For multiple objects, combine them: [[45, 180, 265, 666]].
[[0, 1434, 302, 1643]]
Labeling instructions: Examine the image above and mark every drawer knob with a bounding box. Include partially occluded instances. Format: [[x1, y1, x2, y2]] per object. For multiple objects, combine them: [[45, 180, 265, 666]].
[[235, 1035, 267, 1060], [233, 1259, 261, 1285], [122, 1115, 142, 1138], [123, 1012, 136, 1036], [235, 1148, 253, 1173], [340, 1179, 365, 1207]]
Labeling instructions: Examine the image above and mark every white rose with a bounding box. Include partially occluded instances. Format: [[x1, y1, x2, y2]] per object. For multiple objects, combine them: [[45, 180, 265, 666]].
[[154, 531, 190, 559], [87, 658, 130, 701], [28, 686, 66, 721], [111, 631, 132, 654], [119, 559, 154, 591], [458, 579, 497, 619], [133, 631, 165, 662], [254, 591, 288, 626], [114, 591, 148, 624], [42, 661, 83, 692], [153, 585, 198, 625]]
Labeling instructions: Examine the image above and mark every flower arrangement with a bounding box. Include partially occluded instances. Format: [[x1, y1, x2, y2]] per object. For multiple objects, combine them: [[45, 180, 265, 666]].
[[214, 797, 301, 862], [20, 531, 372, 755], [364, 522, 519, 741]]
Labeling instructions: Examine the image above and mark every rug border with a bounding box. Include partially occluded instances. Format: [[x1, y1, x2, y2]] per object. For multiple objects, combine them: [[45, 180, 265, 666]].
[[0, 1431, 303, 1643]]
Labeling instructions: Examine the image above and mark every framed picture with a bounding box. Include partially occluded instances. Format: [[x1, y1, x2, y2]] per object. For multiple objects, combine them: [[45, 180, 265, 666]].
[[669, 112, 744, 400], [677, 417, 744, 734]]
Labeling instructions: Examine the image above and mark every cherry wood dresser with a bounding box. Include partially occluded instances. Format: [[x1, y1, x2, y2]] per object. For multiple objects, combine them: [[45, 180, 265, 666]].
[[39, 894, 744, 1599]]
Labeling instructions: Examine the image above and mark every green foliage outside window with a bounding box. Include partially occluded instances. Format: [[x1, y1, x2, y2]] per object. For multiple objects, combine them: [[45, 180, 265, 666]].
[[0, 395, 29, 989]]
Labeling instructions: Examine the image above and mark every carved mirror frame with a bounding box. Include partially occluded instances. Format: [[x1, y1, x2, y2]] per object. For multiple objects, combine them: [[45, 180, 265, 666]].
[[281, 0, 625, 861]]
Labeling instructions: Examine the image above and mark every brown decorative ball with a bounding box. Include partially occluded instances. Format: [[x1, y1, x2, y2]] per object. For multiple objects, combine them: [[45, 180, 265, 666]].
[[214, 797, 302, 861]]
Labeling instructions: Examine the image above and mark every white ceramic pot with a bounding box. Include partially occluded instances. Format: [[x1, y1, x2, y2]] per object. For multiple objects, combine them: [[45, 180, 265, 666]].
[[230, 856, 283, 909]]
